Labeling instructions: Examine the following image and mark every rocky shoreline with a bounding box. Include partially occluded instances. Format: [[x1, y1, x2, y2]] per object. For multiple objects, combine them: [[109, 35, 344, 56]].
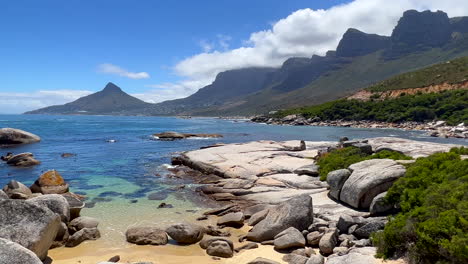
[[250, 115, 468, 139], [0, 127, 464, 264], [165, 137, 463, 264]]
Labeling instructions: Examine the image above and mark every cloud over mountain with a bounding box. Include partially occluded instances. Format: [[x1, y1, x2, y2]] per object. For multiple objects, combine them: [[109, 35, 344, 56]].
[[98, 63, 150, 79], [159, 0, 468, 97]]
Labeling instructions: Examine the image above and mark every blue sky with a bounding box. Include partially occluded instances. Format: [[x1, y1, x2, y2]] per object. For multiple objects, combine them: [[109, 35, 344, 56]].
[[1, 0, 467, 113]]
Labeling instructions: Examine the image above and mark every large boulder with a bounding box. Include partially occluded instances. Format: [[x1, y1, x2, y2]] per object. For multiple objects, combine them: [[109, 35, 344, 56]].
[[0, 238, 42, 264], [166, 223, 205, 244], [30, 170, 69, 194], [65, 227, 100, 247], [2, 180, 32, 199], [27, 194, 70, 222], [340, 159, 406, 209], [247, 195, 313, 242], [0, 128, 40, 146], [0, 199, 60, 260], [5, 153, 40, 167], [274, 227, 306, 250], [68, 216, 99, 233], [125, 227, 168, 245], [200, 237, 234, 258], [326, 169, 351, 200]]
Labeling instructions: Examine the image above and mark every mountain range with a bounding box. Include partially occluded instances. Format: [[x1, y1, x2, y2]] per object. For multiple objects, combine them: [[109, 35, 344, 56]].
[[26, 10, 468, 116]]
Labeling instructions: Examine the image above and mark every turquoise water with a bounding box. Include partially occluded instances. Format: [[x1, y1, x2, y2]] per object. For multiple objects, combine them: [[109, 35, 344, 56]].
[[1, 114, 466, 207]]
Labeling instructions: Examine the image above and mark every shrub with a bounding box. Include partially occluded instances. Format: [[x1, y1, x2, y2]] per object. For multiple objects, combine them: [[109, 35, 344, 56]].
[[374, 148, 468, 264]]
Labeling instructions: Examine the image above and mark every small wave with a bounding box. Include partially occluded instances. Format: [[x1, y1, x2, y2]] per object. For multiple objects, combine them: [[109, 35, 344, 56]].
[[187, 137, 216, 140], [160, 164, 176, 169]]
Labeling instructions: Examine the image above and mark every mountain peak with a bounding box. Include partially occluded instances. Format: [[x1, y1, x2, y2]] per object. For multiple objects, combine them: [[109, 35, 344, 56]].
[[102, 82, 123, 93]]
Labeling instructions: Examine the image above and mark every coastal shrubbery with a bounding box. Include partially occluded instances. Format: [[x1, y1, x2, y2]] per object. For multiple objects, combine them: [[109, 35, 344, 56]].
[[316, 147, 411, 180], [278, 89, 468, 125], [373, 147, 468, 264]]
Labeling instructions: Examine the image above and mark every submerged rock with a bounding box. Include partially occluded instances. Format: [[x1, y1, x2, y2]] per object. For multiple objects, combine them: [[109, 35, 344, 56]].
[[4, 153, 40, 167], [0, 238, 42, 264], [0, 128, 40, 146], [154, 131, 223, 140], [125, 227, 168, 245], [0, 199, 60, 260]]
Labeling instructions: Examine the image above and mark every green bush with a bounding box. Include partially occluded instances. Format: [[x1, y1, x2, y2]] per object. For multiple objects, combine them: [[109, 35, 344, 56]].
[[278, 89, 468, 125], [374, 148, 468, 264], [317, 147, 412, 180], [317, 147, 368, 181]]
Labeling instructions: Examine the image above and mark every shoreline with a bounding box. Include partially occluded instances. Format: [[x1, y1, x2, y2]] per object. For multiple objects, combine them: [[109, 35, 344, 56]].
[[250, 115, 468, 139]]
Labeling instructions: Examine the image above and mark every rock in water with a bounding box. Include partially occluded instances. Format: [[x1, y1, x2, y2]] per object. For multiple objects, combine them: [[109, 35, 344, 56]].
[[2, 180, 32, 199], [125, 227, 168, 245], [0, 128, 40, 146], [27, 194, 70, 222], [30, 170, 69, 194], [340, 159, 405, 209], [246, 194, 313, 242], [65, 227, 100, 247], [0, 199, 60, 260], [68, 216, 99, 233], [5, 153, 41, 167], [166, 223, 205, 244], [0, 238, 42, 264], [273, 227, 306, 250]]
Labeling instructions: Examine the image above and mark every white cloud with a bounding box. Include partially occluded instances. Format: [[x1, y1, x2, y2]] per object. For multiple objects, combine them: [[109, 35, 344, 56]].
[[97, 63, 150, 79], [0, 90, 93, 114], [157, 0, 468, 100]]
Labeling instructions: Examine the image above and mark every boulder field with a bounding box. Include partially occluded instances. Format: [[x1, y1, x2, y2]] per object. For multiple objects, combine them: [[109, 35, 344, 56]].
[[0, 170, 100, 261], [158, 136, 462, 263]]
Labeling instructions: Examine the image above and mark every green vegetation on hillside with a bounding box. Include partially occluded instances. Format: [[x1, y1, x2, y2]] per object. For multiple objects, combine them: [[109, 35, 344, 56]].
[[316, 147, 411, 181], [367, 56, 468, 92], [373, 148, 468, 264], [278, 89, 468, 125]]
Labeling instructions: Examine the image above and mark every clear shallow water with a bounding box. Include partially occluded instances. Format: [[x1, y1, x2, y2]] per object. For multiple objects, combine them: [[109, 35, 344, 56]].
[[0, 114, 466, 247]]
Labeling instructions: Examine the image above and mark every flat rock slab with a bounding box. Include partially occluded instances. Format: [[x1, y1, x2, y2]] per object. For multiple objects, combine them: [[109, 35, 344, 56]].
[[367, 137, 462, 158], [180, 140, 337, 180]]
